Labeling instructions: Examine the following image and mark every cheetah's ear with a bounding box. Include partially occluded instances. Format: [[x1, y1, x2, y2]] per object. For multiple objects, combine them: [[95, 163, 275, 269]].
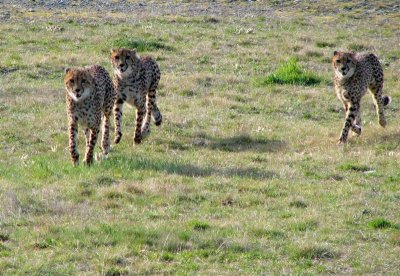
[[333, 51, 338, 56], [110, 48, 117, 55], [64, 67, 71, 74], [130, 48, 137, 55]]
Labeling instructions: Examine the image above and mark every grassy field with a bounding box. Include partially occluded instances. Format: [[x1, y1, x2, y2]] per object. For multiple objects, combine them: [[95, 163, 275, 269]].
[[0, 1, 400, 274]]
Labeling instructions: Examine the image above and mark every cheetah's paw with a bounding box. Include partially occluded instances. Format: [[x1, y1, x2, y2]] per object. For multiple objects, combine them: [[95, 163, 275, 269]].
[[352, 125, 362, 135], [379, 118, 387, 128], [95, 152, 109, 162]]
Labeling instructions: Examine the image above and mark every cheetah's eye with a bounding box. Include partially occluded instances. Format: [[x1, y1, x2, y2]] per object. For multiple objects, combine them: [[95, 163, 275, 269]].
[[126, 55, 130, 59], [336, 60, 340, 64], [69, 80, 74, 85], [115, 55, 120, 60], [82, 79, 86, 84]]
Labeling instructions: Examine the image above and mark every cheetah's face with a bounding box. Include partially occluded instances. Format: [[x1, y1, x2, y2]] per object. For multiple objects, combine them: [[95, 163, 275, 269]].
[[64, 68, 94, 103], [332, 51, 356, 79], [110, 48, 140, 77]]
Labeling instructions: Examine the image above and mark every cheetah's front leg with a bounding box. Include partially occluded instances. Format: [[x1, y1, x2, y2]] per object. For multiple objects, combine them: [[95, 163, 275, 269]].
[[338, 103, 359, 144], [68, 121, 79, 166], [85, 128, 90, 147], [352, 112, 362, 135], [343, 102, 361, 136], [84, 127, 99, 166], [134, 99, 146, 144], [101, 114, 111, 155], [114, 97, 124, 144]]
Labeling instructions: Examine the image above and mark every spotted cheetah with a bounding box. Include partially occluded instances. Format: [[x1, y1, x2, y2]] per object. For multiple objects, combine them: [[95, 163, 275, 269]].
[[110, 48, 162, 145], [64, 65, 114, 166], [332, 51, 391, 144]]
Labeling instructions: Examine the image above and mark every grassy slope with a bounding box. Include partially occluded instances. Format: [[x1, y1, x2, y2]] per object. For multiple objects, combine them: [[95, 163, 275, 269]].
[[0, 2, 400, 274]]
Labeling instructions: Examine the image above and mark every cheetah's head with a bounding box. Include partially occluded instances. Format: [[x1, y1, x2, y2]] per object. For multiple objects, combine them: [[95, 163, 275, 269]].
[[332, 51, 356, 79], [110, 48, 140, 78], [64, 68, 94, 103]]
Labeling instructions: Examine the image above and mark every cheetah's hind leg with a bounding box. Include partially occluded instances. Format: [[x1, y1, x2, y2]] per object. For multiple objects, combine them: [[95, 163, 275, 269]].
[[142, 89, 162, 138], [369, 84, 388, 127], [141, 92, 154, 139], [152, 103, 163, 126], [84, 127, 99, 166]]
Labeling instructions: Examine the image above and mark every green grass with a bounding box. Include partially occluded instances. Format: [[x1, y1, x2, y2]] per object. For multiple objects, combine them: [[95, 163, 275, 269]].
[[348, 43, 370, 52], [0, 1, 399, 274], [260, 58, 322, 86], [369, 218, 399, 230], [316, 41, 336, 48], [113, 37, 172, 51], [291, 245, 338, 260], [339, 163, 372, 172]]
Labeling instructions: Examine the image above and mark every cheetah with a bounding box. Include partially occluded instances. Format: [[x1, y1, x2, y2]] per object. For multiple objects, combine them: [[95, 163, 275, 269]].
[[110, 48, 162, 145], [64, 65, 114, 166], [332, 51, 391, 144]]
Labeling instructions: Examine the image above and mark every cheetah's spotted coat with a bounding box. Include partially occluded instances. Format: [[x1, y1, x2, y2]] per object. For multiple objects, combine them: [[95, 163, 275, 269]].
[[332, 51, 391, 144], [64, 65, 114, 166], [111, 48, 162, 145]]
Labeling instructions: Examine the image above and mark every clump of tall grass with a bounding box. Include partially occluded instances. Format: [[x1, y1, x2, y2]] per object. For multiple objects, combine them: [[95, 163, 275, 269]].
[[369, 218, 399, 230], [260, 57, 321, 86]]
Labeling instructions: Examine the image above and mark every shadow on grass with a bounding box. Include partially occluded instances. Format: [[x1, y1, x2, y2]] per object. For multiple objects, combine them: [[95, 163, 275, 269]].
[[197, 134, 286, 153], [361, 131, 400, 153], [104, 155, 277, 180]]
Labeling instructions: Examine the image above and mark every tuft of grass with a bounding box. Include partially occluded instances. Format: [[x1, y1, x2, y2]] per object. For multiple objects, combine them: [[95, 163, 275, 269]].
[[189, 220, 211, 231], [339, 163, 371, 172], [390, 233, 400, 245], [289, 199, 308, 208], [161, 252, 175, 262], [348, 43, 370, 52], [291, 220, 318, 232], [316, 41, 336, 48], [368, 218, 399, 230], [251, 228, 286, 239], [291, 245, 338, 260], [105, 267, 127, 276], [197, 55, 210, 64], [260, 58, 321, 86], [0, 233, 10, 242], [96, 176, 115, 186], [305, 50, 323, 58], [113, 37, 172, 52]]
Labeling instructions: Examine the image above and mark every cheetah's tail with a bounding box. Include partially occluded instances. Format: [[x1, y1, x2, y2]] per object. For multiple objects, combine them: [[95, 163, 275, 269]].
[[383, 96, 391, 107]]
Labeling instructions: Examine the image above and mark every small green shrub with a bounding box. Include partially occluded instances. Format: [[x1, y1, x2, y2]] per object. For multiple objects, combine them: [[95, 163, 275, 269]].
[[190, 220, 210, 231], [161, 252, 174, 261], [260, 58, 321, 86], [369, 218, 399, 229]]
